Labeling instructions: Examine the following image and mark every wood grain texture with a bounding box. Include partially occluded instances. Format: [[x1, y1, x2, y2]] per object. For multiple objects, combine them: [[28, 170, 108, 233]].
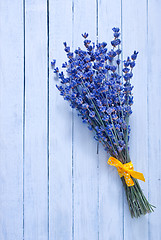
[[148, 0, 161, 239], [0, 0, 23, 239], [24, 0, 48, 239], [98, 1, 124, 239], [49, 0, 73, 239], [0, 0, 161, 239]]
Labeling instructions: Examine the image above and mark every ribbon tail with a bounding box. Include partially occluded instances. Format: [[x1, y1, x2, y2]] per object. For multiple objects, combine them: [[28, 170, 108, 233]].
[[124, 175, 134, 187], [130, 170, 145, 182]]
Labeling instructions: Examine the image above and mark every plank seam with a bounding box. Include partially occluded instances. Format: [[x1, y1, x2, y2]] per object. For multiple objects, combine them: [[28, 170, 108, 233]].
[[72, 1, 75, 240], [96, 1, 100, 239], [147, 0, 150, 239], [23, 0, 26, 239], [47, 0, 50, 239], [121, 0, 125, 239]]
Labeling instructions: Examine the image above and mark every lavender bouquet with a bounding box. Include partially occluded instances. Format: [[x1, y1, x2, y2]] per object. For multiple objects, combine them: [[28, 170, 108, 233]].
[[52, 28, 154, 217]]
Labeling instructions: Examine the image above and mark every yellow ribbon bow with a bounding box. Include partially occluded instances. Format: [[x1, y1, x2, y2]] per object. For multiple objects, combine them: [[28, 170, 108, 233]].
[[107, 157, 145, 187]]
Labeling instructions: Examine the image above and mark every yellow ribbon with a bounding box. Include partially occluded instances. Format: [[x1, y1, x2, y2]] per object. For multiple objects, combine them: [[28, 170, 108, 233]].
[[107, 157, 145, 187]]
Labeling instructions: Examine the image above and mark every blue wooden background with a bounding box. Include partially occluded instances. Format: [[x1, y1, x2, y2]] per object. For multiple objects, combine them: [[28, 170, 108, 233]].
[[0, 0, 161, 239]]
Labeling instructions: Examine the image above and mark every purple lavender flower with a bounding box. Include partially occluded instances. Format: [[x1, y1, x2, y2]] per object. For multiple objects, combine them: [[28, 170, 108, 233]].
[[53, 28, 138, 161], [82, 32, 89, 38], [111, 39, 121, 47], [51, 59, 56, 67], [112, 27, 120, 32], [64, 46, 70, 52], [130, 61, 135, 68], [131, 51, 139, 60], [53, 67, 59, 73]]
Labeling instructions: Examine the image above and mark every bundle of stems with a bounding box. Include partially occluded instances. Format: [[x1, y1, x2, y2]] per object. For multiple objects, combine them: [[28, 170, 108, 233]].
[[117, 149, 154, 217], [104, 127, 154, 217], [52, 28, 154, 217]]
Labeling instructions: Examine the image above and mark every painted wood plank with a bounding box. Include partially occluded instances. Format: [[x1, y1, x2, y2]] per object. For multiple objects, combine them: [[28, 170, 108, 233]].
[[0, 0, 23, 239], [1, 1, 161, 239], [148, 1, 161, 239], [122, 0, 149, 239], [24, 1, 48, 239], [73, 1, 99, 239], [49, 0, 73, 239], [98, 1, 124, 239]]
